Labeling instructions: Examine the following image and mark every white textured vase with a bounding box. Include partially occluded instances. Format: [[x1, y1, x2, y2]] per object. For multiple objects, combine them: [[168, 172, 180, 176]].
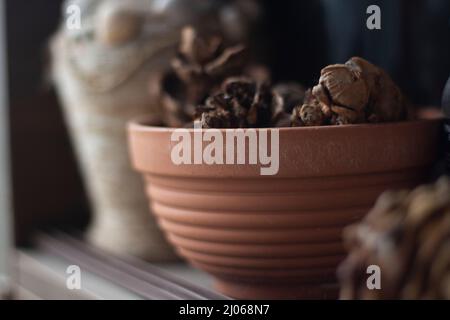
[[51, 32, 179, 260]]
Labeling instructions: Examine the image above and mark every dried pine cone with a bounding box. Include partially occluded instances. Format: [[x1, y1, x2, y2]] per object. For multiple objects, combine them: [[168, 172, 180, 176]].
[[293, 57, 411, 127], [196, 76, 279, 128], [158, 26, 246, 127], [172, 26, 245, 92], [338, 177, 450, 300]]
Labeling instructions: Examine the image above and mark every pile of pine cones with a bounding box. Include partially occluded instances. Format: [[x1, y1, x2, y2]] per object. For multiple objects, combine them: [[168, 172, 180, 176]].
[[154, 26, 412, 129]]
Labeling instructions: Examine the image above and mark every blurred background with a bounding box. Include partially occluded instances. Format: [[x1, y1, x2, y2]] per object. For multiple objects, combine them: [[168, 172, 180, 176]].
[[1, 0, 449, 298]]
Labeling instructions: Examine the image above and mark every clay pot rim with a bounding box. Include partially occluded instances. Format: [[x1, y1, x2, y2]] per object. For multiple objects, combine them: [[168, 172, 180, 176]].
[[128, 108, 443, 133], [128, 107, 442, 178]]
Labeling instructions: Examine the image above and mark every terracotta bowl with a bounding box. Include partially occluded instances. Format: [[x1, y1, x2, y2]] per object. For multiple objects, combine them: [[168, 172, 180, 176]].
[[128, 114, 441, 299]]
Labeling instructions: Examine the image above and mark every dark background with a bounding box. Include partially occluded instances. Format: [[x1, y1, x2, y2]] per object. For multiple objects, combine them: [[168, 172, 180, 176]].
[[6, 0, 450, 244], [263, 0, 450, 105], [7, 0, 89, 244]]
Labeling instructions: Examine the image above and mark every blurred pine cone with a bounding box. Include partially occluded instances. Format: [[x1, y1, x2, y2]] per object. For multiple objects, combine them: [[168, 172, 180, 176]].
[[158, 26, 247, 127], [338, 177, 450, 300]]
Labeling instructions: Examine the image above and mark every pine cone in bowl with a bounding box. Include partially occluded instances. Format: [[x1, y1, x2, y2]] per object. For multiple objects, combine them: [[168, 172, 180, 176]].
[[292, 57, 412, 126], [338, 177, 450, 299], [195, 76, 288, 128]]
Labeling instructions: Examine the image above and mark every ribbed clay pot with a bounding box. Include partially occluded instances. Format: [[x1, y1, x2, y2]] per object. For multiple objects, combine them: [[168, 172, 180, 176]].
[[128, 114, 441, 299]]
